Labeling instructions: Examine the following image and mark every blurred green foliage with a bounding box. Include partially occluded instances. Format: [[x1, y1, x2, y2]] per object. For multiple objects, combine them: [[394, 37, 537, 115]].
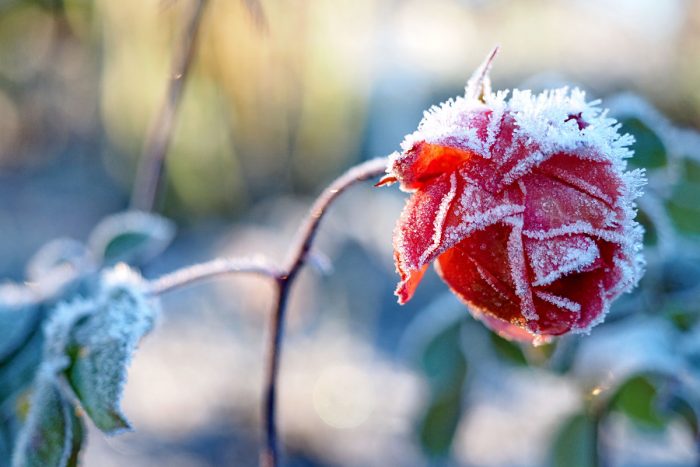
[[550, 413, 597, 467], [418, 319, 468, 458]]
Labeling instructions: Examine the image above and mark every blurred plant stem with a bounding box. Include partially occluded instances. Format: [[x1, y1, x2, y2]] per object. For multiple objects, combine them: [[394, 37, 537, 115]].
[[592, 411, 605, 467], [130, 0, 208, 212], [591, 396, 611, 467], [148, 157, 390, 466]]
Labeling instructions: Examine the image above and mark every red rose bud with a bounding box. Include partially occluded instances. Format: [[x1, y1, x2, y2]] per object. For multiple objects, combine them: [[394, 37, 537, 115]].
[[384, 52, 645, 342]]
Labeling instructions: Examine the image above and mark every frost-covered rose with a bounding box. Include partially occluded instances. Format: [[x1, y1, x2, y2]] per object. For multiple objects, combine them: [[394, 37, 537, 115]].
[[381, 57, 645, 342]]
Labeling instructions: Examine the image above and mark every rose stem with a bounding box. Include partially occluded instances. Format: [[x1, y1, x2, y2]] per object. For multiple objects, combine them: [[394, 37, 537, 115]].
[[148, 157, 390, 466], [130, 0, 208, 212]]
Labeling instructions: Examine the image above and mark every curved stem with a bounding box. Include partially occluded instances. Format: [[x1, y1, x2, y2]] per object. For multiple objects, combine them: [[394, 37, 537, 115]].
[[260, 156, 389, 467], [148, 257, 281, 295], [130, 0, 208, 212], [283, 157, 391, 275], [143, 156, 390, 466]]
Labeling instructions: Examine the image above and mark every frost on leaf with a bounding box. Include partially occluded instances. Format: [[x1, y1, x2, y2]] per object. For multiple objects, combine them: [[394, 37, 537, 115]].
[[88, 211, 175, 266], [38, 265, 159, 435], [25, 238, 94, 284], [64, 266, 159, 433], [12, 375, 84, 467]]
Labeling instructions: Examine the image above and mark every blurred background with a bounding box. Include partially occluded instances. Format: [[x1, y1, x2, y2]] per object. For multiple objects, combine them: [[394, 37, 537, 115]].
[[1, 0, 700, 465]]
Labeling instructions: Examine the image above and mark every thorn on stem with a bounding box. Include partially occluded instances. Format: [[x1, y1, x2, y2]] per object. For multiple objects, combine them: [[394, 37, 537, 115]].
[[465, 45, 500, 103]]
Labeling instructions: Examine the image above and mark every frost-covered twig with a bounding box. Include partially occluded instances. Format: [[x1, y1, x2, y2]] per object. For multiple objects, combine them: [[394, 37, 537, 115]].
[[261, 156, 389, 467], [131, 0, 208, 211], [148, 256, 281, 295]]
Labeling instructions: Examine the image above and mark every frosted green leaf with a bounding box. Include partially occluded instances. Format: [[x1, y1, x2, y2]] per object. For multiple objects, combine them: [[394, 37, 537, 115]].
[[87, 211, 175, 266], [37, 266, 159, 435], [11, 377, 83, 467], [25, 239, 93, 283], [64, 266, 158, 433]]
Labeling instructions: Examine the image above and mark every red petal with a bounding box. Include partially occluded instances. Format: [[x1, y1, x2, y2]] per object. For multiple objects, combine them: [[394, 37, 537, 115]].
[[393, 172, 458, 303], [536, 154, 621, 208], [393, 170, 525, 304], [536, 240, 623, 331], [392, 142, 476, 191], [528, 292, 579, 336], [473, 311, 539, 342], [375, 174, 397, 187], [395, 262, 428, 305], [489, 113, 539, 185], [445, 172, 525, 241], [525, 235, 601, 287], [541, 269, 606, 331], [521, 172, 616, 233], [435, 223, 524, 325]]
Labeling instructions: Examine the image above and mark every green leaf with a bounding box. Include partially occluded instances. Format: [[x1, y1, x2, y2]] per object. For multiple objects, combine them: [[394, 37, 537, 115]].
[[65, 407, 84, 467], [666, 184, 700, 235], [0, 275, 98, 460], [489, 331, 527, 366], [664, 304, 700, 332], [635, 209, 659, 247], [64, 274, 157, 433], [0, 328, 43, 407], [88, 211, 175, 266], [11, 379, 78, 467], [620, 117, 667, 169], [420, 320, 467, 391], [417, 318, 468, 458], [25, 239, 91, 283], [682, 159, 700, 184], [418, 381, 465, 458], [610, 375, 665, 430], [550, 413, 597, 467]]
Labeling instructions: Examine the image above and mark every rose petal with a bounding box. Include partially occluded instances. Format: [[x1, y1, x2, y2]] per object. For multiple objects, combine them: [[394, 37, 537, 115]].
[[525, 235, 601, 287], [521, 172, 616, 233], [542, 269, 607, 331], [393, 172, 458, 303], [394, 169, 525, 303], [391, 142, 475, 191], [528, 292, 579, 336], [395, 262, 428, 305], [537, 241, 620, 331], [505, 218, 537, 321], [442, 171, 525, 243], [536, 154, 621, 208], [435, 223, 525, 325], [472, 310, 538, 342]]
